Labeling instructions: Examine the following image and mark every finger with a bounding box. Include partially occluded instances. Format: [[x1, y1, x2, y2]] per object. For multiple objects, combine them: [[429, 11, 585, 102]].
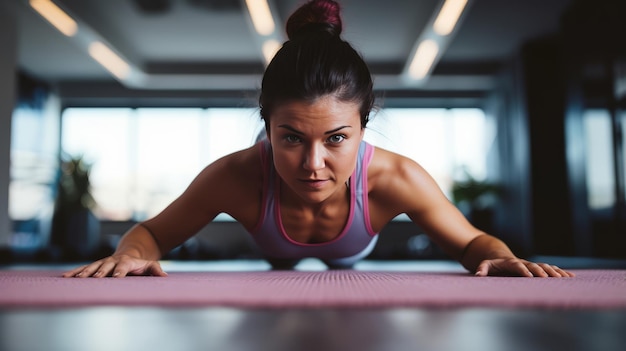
[[62, 265, 87, 278], [474, 261, 490, 277], [147, 262, 168, 277], [75, 262, 104, 278], [538, 263, 561, 277], [511, 260, 534, 277], [111, 260, 132, 278], [526, 262, 548, 278], [486, 259, 530, 277], [553, 266, 575, 277], [92, 261, 117, 278]]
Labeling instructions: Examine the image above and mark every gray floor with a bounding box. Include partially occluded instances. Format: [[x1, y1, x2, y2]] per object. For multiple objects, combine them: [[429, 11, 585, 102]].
[[1, 259, 625, 351]]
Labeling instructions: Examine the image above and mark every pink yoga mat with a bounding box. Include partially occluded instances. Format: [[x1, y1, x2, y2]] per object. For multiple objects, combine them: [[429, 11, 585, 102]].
[[1, 269, 624, 309]]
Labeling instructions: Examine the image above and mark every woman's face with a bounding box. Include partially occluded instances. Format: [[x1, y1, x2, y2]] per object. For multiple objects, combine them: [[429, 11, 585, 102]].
[[268, 95, 364, 205]]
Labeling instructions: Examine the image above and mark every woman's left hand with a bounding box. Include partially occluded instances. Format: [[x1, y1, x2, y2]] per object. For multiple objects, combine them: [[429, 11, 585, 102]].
[[474, 258, 575, 277]]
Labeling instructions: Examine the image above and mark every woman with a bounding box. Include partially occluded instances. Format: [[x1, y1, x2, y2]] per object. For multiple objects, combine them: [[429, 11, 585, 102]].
[[64, 0, 573, 278]]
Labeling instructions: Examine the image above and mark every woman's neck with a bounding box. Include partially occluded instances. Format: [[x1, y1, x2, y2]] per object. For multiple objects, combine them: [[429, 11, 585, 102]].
[[279, 178, 350, 216]]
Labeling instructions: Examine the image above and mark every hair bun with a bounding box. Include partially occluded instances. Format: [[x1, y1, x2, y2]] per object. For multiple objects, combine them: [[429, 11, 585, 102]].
[[285, 0, 343, 40]]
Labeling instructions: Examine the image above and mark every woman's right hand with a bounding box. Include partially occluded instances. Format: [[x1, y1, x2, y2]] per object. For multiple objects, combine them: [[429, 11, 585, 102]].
[[62, 254, 168, 278]]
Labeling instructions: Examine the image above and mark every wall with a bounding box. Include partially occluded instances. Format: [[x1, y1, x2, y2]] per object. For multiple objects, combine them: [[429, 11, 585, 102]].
[[0, 5, 17, 247], [483, 56, 533, 257], [487, 0, 626, 259], [560, 0, 626, 258]]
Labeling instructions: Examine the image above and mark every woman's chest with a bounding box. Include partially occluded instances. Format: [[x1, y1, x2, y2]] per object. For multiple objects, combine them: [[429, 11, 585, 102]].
[[279, 204, 350, 244]]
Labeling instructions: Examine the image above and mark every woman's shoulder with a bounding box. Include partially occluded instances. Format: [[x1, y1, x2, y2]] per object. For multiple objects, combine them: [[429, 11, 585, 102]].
[[188, 143, 264, 228], [219, 142, 264, 173], [192, 143, 264, 191], [365, 145, 427, 228], [366, 144, 450, 228], [367, 145, 436, 196], [368, 146, 419, 178]]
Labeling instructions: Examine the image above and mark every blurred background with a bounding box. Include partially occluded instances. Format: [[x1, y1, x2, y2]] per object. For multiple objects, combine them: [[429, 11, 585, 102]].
[[0, 0, 624, 264]]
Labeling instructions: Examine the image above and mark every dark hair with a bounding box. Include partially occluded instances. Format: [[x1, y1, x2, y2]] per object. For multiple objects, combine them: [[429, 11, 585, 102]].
[[259, 0, 374, 129]]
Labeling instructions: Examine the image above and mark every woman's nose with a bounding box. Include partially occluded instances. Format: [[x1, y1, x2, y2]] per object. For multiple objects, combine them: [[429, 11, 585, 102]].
[[302, 144, 325, 171]]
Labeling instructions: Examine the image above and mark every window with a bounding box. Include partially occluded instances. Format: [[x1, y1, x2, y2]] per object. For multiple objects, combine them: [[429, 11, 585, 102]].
[[9, 100, 60, 248], [622, 109, 626, 203], [10, 106, 59, 221], [583, 109, 616, 209], [61, 107, 264, 221], [364, 108, 492, 197], [58, 107, 490, 221]]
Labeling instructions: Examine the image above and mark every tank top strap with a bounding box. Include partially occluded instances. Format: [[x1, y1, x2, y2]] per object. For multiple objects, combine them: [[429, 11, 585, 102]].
[[250, 139, 274, 234], [353, 141, 376, 236]]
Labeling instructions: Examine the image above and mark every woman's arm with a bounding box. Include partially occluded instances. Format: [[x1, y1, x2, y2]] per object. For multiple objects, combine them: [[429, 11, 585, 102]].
[[369, 148, 573, 277], [63, 144, 263, 278]]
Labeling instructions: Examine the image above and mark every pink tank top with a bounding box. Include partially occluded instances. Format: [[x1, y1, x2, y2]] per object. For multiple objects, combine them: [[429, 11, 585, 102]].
[[250, 139, 378, 261]]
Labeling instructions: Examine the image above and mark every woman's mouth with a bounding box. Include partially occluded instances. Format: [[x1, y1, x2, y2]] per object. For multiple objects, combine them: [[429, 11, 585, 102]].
[[300, 179, 328, 189]]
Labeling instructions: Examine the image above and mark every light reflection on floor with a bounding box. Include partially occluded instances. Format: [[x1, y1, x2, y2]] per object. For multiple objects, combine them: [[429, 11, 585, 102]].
[[4, 255, 626, 275], [159, 259, 468, 273]]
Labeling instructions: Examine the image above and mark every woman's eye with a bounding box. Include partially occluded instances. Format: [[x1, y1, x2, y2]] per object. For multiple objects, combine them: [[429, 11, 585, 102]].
[[328, 134, 346, 144], [285, 135, 301, 143]]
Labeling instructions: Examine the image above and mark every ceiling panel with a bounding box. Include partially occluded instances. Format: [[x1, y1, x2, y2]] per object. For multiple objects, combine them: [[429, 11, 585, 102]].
[[7, 0, 574, 93]]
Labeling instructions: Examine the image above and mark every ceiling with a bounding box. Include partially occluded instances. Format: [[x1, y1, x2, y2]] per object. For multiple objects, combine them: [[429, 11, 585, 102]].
[[5, 0, 574, 99]]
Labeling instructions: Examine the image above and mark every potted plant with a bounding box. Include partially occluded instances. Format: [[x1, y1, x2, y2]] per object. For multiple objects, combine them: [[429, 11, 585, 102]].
[[49, 154, 100, 259], [451, 169, 500, 232]]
